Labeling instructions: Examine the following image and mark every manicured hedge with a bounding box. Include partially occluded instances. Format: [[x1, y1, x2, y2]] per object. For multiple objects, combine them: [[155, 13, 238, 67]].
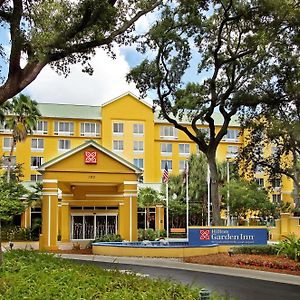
[[231, 245, 277, 255], [0, 250, 225, 300]]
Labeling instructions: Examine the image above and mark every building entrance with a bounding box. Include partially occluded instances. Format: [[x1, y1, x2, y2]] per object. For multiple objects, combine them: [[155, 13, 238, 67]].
[[71, 214, 118, 240]]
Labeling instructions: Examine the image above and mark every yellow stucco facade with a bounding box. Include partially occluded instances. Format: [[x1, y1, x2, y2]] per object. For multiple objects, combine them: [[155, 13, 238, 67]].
[[39, 141, 140, 250], [0, 92, 296, 245]]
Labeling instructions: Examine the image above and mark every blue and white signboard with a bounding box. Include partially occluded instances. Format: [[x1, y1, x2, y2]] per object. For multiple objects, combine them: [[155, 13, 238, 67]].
[[189, 227, 268, 246]]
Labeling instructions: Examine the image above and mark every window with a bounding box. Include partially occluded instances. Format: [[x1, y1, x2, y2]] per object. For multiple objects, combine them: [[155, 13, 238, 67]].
[[272, 178, 281, 189], [223, 129, 239, 141], [34, 121, 48, 134], [255, 178, 264, 187], [31, 138, 44, 151], [31, 156, 43, 169], [3, 137, 13, 150], [271, 146, 278, 155], [54, 121, 74, 135], [0, 122, 10, 133], [179, 160, 188, 171], [133, 141, 144, 152], [272, 194, 281, 204], [133, 158, 144, 169], [227, 145, 238, 158], [113, 140, 124, 151], [113, 123, 124, 134], [58, 139, 71, 150], [160, 126, 178, 139], [179, 143, 190, 155], [80, 122, 100, 137], [133, 124, 144, 135], [255, 165, 263, 174], [30, 174, 43, 182], [2, 156, 16, 167], [161, 143, 172, 155], [198, 127, 210, 139], [161, 160, 172, 170]]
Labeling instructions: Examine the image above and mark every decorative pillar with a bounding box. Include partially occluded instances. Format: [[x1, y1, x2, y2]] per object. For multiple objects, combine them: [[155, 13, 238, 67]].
[[60, 202, 70, 242], [40, 179, 59, 250], [155, 205, 164, 231]]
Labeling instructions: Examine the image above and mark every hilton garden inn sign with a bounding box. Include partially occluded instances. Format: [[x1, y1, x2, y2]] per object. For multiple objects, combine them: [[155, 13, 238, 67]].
[[188, 227, 268, 246]]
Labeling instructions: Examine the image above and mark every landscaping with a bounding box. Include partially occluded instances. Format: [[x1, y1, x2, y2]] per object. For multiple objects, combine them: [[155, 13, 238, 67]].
[[0, 250, 226, 300], [184, 241, 300, 276]]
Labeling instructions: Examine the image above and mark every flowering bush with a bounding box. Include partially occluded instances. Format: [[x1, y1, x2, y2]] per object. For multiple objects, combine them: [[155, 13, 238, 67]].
[[236, 257, 300, 271]]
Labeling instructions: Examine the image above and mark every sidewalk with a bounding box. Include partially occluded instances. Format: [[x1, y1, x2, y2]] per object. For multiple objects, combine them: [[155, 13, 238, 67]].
[[59, 254, 300, 286]]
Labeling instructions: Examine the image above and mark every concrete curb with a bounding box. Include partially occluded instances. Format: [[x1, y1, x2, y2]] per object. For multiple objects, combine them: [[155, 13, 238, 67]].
[[59, 254, 300, 286]]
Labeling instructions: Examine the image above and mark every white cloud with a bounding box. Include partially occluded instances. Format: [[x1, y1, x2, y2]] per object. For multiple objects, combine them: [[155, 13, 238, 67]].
[[25, 46, 140, 105]]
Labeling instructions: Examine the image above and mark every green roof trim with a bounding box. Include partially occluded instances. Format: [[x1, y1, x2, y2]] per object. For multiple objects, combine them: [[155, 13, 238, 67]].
[[37, 103, 101, 120], [154, 111, 240, 127]]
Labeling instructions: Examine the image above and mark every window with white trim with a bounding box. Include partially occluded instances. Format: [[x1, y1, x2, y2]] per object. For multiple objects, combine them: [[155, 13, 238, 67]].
[[272, 178, 281, 189], [113, 140, 124, 151], [161, 143, 172, 155], [30, 174, 43, 182], [161, 160, 172, 170], [133, 124, 144, 135], [223, 129, 239, 141], [3, 137, 13, 150], [160, 126, 178, 139], [54, 121, 74, 136], [227, 145, 238, 158], [272, 194, 281, 204], [179, 143, 190, 155], [133, 158, 144, 169], [31, 156, 43, 169], [0, 122, 10, 133], [80, 122, 100, 137], [113, 123, 124, 135], [133, 141, 144, 152], [2, 156, 16, 167], [255, 178, 264, 187], [58, 139, 71, 150], [179, 160, 187, 171], [34, 120, 48, 134], [31, 138, 44, 151]]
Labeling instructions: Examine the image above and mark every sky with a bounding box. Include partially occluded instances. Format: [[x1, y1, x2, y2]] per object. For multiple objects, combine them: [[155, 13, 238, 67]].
[[0, 6, 158, 106], [0, 3, 204, 107]]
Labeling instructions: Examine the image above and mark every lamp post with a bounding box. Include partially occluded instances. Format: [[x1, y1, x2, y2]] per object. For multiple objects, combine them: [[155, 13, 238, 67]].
[[226, 157, 230, 226]]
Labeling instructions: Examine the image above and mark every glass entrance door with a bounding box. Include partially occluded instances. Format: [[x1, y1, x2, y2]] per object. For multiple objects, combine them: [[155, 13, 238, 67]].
[[71, 214, 118, 240]]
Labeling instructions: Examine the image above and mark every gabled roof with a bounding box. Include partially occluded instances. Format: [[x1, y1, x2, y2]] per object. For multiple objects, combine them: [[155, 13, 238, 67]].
[[101, 92, 152, 109], [38, 140, 142, 174]]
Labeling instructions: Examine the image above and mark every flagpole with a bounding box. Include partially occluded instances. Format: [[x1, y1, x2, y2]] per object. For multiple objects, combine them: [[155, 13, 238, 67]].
[[207, 164, 211, 226], [166, 181, 169, 239], [186, 161, 189, 241]]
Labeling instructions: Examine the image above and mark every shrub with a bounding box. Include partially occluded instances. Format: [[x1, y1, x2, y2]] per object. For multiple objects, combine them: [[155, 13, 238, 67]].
[[94, 234, 123, 242], [0, 250, 211, 299], [276, 234, 300, 262], [1, 226, 38, 241], [232, 245, 277, 255], [138, 228, 159, 241]]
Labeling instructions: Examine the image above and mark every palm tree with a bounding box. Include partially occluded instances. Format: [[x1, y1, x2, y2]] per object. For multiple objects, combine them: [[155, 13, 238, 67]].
[[138, 187, 161, 229], [3, 94, 41, 182]]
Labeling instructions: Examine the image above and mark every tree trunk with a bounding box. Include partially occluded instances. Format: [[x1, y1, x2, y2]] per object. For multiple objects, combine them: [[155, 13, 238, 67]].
[[7, 139, 16, 183], [146, 207, 150, 229], [292, 149, 299, 210], [0, 220, 3, 266], [207, 152, 221, 225]]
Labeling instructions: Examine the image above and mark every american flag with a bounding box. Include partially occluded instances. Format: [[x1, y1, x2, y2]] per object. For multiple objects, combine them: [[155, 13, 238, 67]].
[[162, 162, 169, 183]]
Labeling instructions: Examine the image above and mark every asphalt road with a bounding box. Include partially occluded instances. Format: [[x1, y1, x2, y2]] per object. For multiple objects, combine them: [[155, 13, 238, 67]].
[[74, 260, 300, 300]]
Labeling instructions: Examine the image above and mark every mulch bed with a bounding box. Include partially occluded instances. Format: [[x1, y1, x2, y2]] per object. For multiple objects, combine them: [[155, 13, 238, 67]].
[[184, 253, 300, 276]]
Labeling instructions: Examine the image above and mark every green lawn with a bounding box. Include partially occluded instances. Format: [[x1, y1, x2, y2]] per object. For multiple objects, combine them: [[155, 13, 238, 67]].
[[0, 250, 226, 300]]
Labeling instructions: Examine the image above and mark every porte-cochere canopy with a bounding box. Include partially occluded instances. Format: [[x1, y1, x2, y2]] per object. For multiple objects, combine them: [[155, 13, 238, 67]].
[[38, 140, 141, 250]]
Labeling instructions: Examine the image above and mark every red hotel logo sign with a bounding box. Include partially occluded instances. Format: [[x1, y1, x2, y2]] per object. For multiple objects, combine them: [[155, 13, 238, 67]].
[[200, 229, 211, 241], [84, 151, 97, 164]]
